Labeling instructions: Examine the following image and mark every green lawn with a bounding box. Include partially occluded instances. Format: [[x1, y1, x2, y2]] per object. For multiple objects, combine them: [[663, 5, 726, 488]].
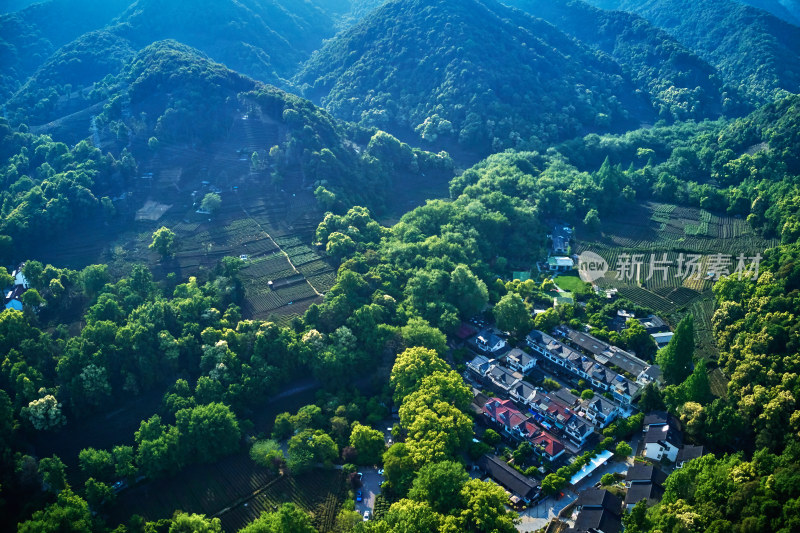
[[554, 273, 591, 295]]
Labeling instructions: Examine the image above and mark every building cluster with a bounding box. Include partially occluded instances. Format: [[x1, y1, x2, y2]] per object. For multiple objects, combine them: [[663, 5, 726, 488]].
[[557, 428, 705, 533], [461, 313, 701, 519], [3, 263, 29, 312], [526, 327, 662, 406], [467, 328, 627, 461]]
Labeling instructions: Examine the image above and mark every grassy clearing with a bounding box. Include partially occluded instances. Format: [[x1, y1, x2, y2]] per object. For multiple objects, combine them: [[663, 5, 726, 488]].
[[554, 273, 591, 295]]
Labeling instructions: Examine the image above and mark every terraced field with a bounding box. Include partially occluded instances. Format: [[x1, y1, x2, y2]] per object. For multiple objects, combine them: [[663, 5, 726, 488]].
[[575, 201, 775, 359], [217, 469, 346, 532], [108, 454, 346, 532]]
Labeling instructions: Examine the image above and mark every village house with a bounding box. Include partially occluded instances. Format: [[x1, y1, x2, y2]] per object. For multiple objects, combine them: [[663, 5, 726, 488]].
[[569, 488, 623, 533], [624, 464, 667, 510], [643, 423, 683, 462], [473, 329, 508, 354], [485, 365, 523, 395], [477, 454, 540, 505], [482, 398, 566, 461], [579, 394, 621, 429], [466, 354, 493, 378], [547, 256, 574, 272], [526, 330, 641, 405], [4, 263, 29, 312], [504, 347, 536, 374]]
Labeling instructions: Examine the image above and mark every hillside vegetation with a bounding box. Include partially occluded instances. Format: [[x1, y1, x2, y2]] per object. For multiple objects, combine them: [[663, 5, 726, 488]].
[[586, 0, 800, 103], [296, 0, 654, 154], [504, 0, 739, 120]]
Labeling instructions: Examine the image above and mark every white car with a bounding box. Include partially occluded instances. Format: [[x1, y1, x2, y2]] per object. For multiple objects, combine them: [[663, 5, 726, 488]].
[[363, 510, 371, 521]]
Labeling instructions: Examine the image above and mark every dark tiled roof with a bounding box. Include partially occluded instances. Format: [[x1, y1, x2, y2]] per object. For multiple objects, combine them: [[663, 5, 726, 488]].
[[625, 464, 667, 486], [477, 455, 539, 500], [677, 445, 705, 465], [643, 411, 671, 427], [506, 348, 534, 367], [575, 488, 622, 515], [644, 424, 683, 447], [624, 482, 664, 506], [565, 328, 610, 356], [574, 508, 622, 533]]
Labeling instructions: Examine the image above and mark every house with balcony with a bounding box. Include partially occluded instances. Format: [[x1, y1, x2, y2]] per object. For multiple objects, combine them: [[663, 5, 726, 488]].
[[474, 330, 508, 354], [527, 330, 641, 405], [643, 424, 683, 463], [504, 348, 536, 374]]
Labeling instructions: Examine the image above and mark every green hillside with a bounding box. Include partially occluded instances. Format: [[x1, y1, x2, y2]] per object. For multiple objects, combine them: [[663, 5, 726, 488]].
[[503, 0, 742, 120], [112, 0, 336, 85], [735, 0, 800, 25], [585, 0, 800, 103], [0, 0, 131, 101], [296, 0, 654, 154]]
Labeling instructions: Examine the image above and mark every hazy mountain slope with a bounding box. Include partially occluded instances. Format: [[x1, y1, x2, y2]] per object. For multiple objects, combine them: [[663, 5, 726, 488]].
[[0, 0, 131, 101], [0, 0, 37, 13], [735, 0, 800, 25], [5, 31, 136, 125], [503, 0, 740, 120], [584, 0, 800, 103], [296, 0, 654, 154], [111, 0, 336, 85]]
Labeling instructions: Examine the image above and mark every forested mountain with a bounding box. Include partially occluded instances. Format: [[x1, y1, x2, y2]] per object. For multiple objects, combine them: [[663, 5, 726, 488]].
[[0, 0, 131, 101], [3, 0, 800, 532], [296, 0, 655, 154], [585, 0, 800, 103], [503, 0, 738, 121], [1, 0, 383, 127], [736, 0, 800, 25], [0, 39, 452, 244], [4, 31, 136, 125], [111, 0, 336, 85]]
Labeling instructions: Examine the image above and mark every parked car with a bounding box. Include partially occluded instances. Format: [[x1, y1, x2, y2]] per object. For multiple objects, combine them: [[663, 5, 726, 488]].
[[355, 490, 362, 502], [356, 472, 363, 481], [363, 510, 371, 521], [377, 468, 384, 476]]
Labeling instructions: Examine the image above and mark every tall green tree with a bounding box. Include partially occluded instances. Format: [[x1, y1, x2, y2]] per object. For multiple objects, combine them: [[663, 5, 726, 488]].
[[238, 503, 317, 533], [447, 264, 489, 318], [200, 193, 222, 214], [493, 293, 532, 337], [17, 489, 92, 533], [149, 227, 177, 258], [349, 423, 385, 466], [169, 512, 222, 533], [408, 460, 469, 514], [390, 346, 449, 402], [656, 315, 694, 385]]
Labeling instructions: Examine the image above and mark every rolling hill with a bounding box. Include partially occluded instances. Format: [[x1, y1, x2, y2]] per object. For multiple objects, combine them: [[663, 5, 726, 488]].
[[0, 0, 131, 101], [295, 0, 656, 154], [503, 0, 741, 120], [584, 0, 800, 103]]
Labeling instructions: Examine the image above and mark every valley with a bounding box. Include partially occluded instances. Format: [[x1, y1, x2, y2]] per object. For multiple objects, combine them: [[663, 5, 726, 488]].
[[1, 1, 800, 533]]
